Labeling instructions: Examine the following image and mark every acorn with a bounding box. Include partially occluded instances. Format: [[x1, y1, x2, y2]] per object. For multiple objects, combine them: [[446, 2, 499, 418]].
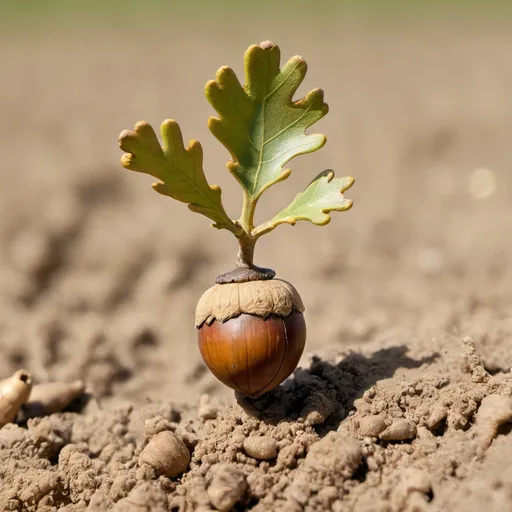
[[118, 41, 354, 400], [196, 275, 306, 398]]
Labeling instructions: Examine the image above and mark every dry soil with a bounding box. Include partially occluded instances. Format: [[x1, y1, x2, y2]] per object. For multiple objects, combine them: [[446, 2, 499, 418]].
[[1, 13, 512, 511]]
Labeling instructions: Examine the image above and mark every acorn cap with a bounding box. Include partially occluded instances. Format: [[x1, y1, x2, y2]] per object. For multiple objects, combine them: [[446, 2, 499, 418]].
[[195, 279, 305, 327]]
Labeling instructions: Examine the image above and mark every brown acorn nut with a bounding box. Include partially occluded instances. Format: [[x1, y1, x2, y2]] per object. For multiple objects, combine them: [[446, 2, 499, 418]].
[[0, 369, 33, 427], [195, 279, 306, 398]]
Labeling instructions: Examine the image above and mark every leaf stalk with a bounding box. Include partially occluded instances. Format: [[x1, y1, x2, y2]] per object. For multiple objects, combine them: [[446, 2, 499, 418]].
[[236, 192, 258, 267]]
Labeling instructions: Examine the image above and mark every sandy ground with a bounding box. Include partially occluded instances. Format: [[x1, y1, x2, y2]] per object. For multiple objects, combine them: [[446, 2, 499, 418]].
[[1, 12, 512, 511]]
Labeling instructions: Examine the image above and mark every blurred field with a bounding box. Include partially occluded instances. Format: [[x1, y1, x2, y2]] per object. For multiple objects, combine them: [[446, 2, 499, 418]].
[[1, 0, 512, 18], [1, 3, 512, 406], [3, 4, 512, 510]]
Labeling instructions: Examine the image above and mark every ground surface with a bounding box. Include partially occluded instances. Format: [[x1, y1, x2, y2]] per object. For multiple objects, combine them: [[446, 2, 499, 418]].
[[1, 12, 512, 511]]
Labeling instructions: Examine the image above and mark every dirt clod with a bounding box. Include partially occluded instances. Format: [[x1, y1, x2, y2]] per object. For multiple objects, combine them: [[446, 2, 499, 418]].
[[392, 468, 433, 511], [474, 394, 512, 451], [112, 482, 169, 512], [379, 418, 418, 441], [462, 336, 491, 384], [304, 432, 363, 485], [207, 463, 247, 512]]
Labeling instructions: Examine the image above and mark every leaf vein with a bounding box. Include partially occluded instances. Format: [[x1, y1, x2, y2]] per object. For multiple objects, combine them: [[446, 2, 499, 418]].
[[260, 140, 315, 165], [250, 58, 269, 196], [155, 152, 218, 210], [264, 61, 300, 100], [262, 102, 314, 147]]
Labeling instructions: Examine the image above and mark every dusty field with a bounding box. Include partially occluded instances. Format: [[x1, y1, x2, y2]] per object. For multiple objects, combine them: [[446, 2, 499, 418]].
[[1, 12, 512, 511]]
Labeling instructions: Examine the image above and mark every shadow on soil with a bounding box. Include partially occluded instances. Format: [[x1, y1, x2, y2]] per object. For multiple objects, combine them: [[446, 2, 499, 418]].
[[236, 345, 439, 430]]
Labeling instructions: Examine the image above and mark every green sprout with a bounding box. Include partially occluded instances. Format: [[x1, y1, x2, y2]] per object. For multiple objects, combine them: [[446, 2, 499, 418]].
[[118, 41, 354, 278]]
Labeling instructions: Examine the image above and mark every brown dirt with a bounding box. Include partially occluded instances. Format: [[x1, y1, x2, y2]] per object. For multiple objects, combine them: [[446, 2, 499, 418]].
[[1, 12, 512, 512]]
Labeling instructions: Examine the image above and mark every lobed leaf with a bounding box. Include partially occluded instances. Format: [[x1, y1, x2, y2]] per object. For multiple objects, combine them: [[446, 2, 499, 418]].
[[254, 170, 354, 236], [205, 41, 328, 201], [119, 120, 239, 232]]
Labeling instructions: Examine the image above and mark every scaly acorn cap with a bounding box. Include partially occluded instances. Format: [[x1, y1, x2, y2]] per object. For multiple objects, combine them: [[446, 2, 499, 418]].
[[195, 279, 305, 327]]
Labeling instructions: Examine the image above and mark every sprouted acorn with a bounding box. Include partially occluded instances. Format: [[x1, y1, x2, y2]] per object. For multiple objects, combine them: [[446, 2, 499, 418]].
[[118, 41, 354, 397]]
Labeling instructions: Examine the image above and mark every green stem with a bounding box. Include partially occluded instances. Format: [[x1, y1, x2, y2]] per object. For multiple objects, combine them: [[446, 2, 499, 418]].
[[251, 220, 276, 240], [236, 191, 258, 268], [240, 191, 256, 233]]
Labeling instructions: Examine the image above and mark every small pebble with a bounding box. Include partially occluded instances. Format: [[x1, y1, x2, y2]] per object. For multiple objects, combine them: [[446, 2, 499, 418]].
[[379, 419, 417, 441], [198, 394, 218, 421], [426, 403, 448, 431], [356, 415, 388, 437], [243, 436, 277, 460]]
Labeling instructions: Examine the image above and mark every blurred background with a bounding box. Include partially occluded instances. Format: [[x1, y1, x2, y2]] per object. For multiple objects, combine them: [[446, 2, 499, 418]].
[[1, 0, 512, 405]]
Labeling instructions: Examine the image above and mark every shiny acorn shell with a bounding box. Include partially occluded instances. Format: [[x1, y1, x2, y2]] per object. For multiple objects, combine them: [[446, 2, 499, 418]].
[[196, 279, 306, 398]]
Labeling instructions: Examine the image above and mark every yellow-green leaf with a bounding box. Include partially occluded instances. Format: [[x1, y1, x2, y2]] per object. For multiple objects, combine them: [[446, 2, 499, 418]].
[[254, 170, 354, 237], [119, 120, 239, 232], [205, 41, 328, 201]]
